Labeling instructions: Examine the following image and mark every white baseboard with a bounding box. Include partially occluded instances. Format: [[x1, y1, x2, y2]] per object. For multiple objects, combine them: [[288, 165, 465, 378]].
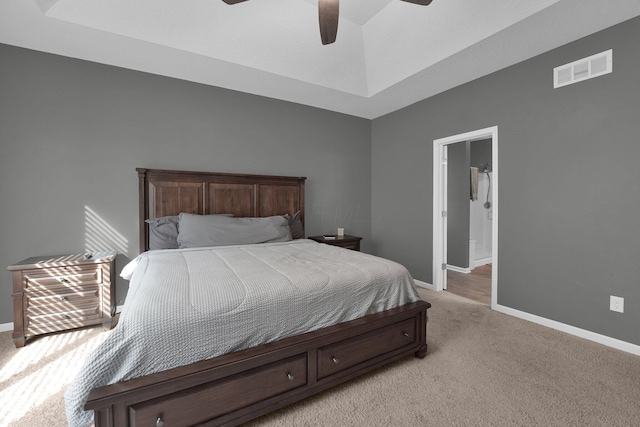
[[494, 304, 640, 356], [413, 283, 640, 356], [473, 257, 492, 268], [447, 265, 471, 274], [414, 279, 435, 291]]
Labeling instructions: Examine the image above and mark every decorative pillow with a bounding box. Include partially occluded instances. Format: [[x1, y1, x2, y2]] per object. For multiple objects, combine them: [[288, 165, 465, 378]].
[[284, 210, 305, 239], [145, 215, 180, 250], [177, 213, 292, 249]]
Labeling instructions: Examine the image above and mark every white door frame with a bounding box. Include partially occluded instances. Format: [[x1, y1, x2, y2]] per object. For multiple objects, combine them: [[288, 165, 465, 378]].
[[432, 126, 498, 308]]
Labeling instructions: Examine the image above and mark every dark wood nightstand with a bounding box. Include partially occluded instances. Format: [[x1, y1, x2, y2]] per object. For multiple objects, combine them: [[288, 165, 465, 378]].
[[7, 251, 117, 348], [309, 235, 362, 251]]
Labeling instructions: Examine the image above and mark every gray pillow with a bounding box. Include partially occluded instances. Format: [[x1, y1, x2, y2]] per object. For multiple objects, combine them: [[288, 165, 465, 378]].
[[146, 214, 234, 250], [177, 213, 293, 248], [284, 211, 304, 239], [146, 216, 180, 250]]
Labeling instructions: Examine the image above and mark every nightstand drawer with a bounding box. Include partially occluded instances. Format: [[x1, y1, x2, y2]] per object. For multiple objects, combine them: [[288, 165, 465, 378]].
[[338, 242, 360, 250], [27, 303, 101, 329], [24, 266, 103, 291], [27, 289, 100, 311]]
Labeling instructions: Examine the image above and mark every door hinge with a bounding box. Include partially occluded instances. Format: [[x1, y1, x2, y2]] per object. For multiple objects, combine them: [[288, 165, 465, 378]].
[[442, 211, 447, 218], [442, 263, 447, 270]]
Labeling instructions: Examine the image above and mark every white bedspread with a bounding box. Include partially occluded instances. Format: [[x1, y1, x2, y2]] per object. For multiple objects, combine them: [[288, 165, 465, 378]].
[[64, 239, 420, 427]]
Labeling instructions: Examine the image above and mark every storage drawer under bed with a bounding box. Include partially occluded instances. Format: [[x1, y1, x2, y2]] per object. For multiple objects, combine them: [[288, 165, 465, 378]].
[[317, 318, 416, 379], [128, 354, 308, 427]]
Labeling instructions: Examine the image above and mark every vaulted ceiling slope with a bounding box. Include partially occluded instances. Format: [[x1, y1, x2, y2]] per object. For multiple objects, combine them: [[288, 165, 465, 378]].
[[2, 0, 640, 119]]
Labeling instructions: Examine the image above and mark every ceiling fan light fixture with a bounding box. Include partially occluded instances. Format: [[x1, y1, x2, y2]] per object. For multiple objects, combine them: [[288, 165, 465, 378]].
[[221, 0, 433, 45], [318, 0, 339, 45]]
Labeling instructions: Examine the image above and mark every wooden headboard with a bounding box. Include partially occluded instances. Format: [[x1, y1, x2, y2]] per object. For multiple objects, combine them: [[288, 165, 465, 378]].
[[137, 168, 306, 253]]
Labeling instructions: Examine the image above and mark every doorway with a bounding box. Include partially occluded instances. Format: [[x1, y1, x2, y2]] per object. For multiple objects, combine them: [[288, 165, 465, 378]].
[[432, 126, 498, 308]]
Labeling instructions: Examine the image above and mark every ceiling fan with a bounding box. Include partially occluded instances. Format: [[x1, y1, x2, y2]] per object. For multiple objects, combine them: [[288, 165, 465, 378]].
[[222, 0, 433, 45]]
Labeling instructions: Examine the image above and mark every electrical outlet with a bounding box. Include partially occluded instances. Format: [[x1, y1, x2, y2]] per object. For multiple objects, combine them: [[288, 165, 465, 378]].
[[610, 296, 624, 313]]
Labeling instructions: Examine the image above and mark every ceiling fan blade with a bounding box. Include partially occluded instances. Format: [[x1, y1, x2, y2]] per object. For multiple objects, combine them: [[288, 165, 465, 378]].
[[221, 0, 249, 4], [399, 0, 433, 5], [319, 0, 339, 45]]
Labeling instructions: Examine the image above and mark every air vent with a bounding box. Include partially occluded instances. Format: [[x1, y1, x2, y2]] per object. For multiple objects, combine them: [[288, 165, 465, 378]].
[[554, 49, 612, 88]]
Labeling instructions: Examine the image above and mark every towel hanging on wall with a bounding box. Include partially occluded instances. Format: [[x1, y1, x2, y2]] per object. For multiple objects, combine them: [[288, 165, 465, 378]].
[[470, 167, 479, 201]]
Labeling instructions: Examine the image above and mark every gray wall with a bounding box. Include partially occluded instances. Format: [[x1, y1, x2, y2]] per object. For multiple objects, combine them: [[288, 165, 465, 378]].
[[0, 44, 372, 324], [372, 16, 640, 345], [446, 141, 470, 268]]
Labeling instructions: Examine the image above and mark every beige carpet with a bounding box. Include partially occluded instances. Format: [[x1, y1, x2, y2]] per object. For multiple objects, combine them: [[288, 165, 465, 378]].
[[1, 288, 639, 426]]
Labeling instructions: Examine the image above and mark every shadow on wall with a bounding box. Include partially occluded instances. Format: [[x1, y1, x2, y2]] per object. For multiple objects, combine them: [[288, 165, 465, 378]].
[[84, 206, 131, 305], [84, 206, 128, 255]]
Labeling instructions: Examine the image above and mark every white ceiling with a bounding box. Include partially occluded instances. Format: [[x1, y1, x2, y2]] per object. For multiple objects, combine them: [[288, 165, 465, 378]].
[[2, 0, 640, 119]]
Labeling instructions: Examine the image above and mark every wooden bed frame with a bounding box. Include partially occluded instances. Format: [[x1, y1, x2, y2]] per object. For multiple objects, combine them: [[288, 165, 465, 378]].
[[85, 168, 431, 427]]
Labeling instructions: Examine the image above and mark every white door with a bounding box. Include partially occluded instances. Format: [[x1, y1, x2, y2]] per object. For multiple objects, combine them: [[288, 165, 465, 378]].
[[432, 126, 498, 308], [432, 143, 449, 291], [441, 145, 448, 290]]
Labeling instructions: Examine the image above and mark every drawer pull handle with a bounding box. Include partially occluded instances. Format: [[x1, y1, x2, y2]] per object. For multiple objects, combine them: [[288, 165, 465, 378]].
[[62, 314, 71, 320], [287, 373, 295, 381], [331, 356, 339, 364], [60, 278, 70, 284], [403, 332, 410, 337], [156, 417, 164, 427], [60, 296, 67, 301]]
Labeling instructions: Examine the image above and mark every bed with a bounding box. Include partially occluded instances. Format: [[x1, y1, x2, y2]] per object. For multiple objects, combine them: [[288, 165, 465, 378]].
[[73, 168, 431, 427]]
